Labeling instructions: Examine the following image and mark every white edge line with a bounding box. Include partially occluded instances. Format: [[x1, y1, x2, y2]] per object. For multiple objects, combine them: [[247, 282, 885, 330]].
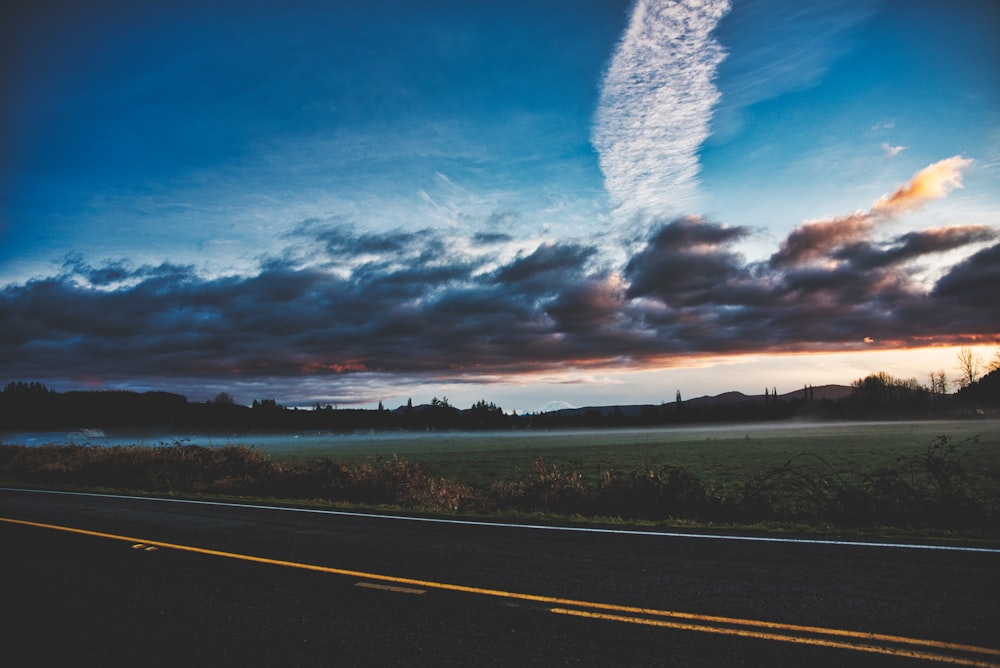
[[3, 486, 999, 554]]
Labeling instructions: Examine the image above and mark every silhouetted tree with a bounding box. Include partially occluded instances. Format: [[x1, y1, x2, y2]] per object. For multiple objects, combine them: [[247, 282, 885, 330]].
[[850, 372, 928, 413], [955, 367, 1000, 409], [466, 399, 507, 429], [955, 347, 984, 389], [929, 370, 949, 410], [990, 349, 1000, 374]]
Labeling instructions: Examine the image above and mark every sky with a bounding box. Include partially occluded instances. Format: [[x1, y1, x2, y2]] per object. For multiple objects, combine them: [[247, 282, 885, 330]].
[[2, 0, 998, 413]]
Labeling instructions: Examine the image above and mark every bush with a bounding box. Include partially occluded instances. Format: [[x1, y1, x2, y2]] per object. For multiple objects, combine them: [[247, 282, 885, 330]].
[[1, 436, 996, 531], [734, 435, 997, 529], [596, 464, 710, 520], [0, 443, 278, 495], [342, 456, 474, 511], [484, 457, 590, 514]]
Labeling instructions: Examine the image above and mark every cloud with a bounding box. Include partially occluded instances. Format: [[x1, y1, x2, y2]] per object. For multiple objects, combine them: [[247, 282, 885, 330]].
[[546, 275, 627, 334], [770, 212, 873, 268], [881, 142, 907, 158], [772, 156, 975, 267], [592, 0, 731, 219], [624, 216, 755, 307], [932, 243, 1000, 311], [871, 156, 973, 215], [619, 211, 997, 355], [2, 206, 997, 403], [836, 226, 998, 270], [0, 228, 626, 388], [492, 243, 596, 287]]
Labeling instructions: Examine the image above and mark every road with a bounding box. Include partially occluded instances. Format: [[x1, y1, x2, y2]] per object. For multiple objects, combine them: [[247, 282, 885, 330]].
[[1, 487, 998, 666]]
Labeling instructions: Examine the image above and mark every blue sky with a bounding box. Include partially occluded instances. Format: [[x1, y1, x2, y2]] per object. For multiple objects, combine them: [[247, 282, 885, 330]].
[[2, 0, 998, 412]]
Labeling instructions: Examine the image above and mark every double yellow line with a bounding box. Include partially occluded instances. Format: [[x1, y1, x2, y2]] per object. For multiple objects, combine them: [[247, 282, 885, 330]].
[[547, 608, 999, 666], [2, 515, 998, 666]]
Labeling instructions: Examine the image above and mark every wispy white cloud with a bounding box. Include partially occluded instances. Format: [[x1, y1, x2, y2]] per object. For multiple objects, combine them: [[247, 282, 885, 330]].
[[592, 0, 731, 221], [881, 142, 907, 158]]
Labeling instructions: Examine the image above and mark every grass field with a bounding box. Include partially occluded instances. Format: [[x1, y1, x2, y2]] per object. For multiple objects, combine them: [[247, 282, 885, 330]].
[[3, 419, 998, 534], [265, 420, 1000, 491]]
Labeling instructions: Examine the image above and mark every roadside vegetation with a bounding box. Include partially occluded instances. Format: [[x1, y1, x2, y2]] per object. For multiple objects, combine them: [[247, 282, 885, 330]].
[[2, 432, 997, 536]]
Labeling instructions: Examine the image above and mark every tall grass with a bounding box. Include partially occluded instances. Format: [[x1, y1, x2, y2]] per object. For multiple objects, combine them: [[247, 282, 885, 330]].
[[737, 436, 997, 528], [0, 443, 471, 512], [1, 436, 996, 532], [0, 443, 277, 495]]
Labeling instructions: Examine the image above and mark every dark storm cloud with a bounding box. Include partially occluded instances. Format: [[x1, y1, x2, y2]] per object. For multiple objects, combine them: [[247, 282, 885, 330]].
[[1, 228, 620, 383], [493, 243, 596, 286], [61, 255, 134, 286], [60, 254, 197, 287], [770, 213, 873, 268], [834, 226, 998, 270], [2, 218, 998, 394], [932, 243, 1000, 316], [621, 215, 998, 352], [624, 216, 757, 307], [300, 222, 438, 260], [546, 278, 626, 334]]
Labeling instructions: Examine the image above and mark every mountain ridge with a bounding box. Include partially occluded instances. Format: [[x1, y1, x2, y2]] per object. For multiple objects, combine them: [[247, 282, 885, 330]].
[[544, 384, 853, 418]]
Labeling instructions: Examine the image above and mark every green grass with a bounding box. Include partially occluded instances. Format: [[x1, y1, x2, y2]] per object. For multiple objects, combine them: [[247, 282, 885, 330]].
[[3, 420, 998, 536], [266, 421, 1000, 491]]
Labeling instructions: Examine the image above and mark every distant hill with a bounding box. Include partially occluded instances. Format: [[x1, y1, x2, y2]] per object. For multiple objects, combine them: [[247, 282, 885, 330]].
[[684, 384, 853, 406], [778, 384, 854, 401], [543, 385, 853, 418]]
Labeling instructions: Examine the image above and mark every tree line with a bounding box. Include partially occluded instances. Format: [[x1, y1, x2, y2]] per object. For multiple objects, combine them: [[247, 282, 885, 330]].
[[2, 366, 998, 435], [0, 384, 514, 433]]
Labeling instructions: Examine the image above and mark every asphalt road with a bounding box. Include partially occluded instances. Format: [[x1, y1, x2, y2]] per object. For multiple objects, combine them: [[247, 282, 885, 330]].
[[1, 487, 998, 667]]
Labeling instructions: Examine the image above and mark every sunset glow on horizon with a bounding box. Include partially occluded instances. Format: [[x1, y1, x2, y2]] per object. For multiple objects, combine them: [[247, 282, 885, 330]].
[[2, 0, 998, 412]]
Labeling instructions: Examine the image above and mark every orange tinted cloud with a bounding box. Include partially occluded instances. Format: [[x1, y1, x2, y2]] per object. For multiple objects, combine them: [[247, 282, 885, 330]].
[[771, 212, 873, 267], [773, 156, 974, 267], [871, 155, 973, 215]]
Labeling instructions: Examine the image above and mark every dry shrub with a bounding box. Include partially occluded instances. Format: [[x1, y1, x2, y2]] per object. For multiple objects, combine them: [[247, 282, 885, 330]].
[[735, 436, 997, 529], [485, 457, 590, 514], [484, 458, 715, 520], [343, 455, 474, 511], [1, 436, 996, 530], [0, 443, 277, 494], [596, 464, 710, 520]]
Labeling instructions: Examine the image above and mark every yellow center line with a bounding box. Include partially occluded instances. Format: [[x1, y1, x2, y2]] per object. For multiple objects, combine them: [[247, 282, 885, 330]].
[[355, 582, 426, 595], [3, 515, 998, 665], [549, 609, 998, 667]]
